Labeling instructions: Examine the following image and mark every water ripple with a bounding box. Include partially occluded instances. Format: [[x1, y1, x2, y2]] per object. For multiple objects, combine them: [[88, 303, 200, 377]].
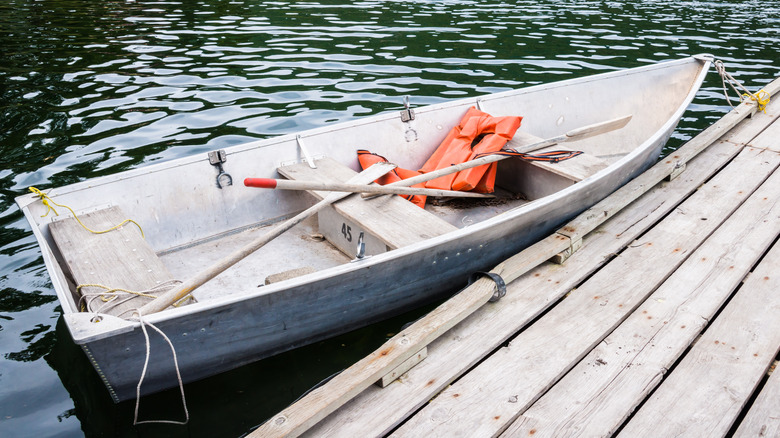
[[0, 0, 779, 435]]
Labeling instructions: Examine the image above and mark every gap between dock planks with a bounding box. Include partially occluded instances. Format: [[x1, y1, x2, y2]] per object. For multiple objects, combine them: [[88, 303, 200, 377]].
[[392, 144, 780, 438], [733, 358, 780, 437], [298, 78, 780, 437], [617, 224, 780, 437], [501, 142, 780, 437]]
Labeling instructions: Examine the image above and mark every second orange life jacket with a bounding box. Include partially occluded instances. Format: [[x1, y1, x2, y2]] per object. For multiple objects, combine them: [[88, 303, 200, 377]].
[[357, 149, 427, 208], [420, 107, 522, 193]]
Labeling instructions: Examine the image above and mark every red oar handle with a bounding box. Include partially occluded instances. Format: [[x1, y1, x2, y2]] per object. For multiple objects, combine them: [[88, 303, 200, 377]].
[[242, 177, 494, 198], [244, 178, 278, 189]]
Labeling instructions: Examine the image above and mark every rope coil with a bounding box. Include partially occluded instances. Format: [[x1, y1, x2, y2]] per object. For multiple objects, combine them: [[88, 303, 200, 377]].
[[77, 280, 191, 317], [81, 285, 192, 426]]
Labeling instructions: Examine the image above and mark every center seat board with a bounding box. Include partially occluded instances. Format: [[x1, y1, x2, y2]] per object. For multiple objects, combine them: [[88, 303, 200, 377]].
[[277, 158, 458, 256], [493, 130, 611, 200], [506, 130, 610, 182]]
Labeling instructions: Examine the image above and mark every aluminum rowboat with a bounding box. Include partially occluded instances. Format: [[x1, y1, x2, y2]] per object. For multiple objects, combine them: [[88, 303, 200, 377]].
[[16, 55, 711, 402]]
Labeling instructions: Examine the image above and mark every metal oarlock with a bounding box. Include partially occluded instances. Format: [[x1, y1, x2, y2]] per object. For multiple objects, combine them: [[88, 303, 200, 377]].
[[352, 232, 368, 262], [208, 150, 233, 189], [400, 95, 415, 122]]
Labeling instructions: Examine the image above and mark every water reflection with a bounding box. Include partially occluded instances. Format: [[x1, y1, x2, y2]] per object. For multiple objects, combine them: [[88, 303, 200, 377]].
[[5, 0, 779, 190], [1, 0, 778, 436]]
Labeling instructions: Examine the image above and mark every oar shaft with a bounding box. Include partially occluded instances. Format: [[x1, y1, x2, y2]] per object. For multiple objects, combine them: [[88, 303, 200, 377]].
[[244, 178, 494, 198]]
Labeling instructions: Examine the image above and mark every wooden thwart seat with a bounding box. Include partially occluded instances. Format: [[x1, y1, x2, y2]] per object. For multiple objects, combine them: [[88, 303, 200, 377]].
[[49, 205, 175, 318], [277, 141, 606, 259], [496, 130, 611, 201], [277, 158, 458, 257], [506, 130, 610, 182]]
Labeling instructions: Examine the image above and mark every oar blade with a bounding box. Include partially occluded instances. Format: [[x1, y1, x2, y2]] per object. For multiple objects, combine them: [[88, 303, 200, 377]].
[[565, 114, 633, 141]]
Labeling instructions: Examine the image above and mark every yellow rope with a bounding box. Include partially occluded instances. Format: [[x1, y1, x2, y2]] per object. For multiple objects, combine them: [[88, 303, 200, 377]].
[[743, 89, 770, 113], [28, 186, 144, 238]]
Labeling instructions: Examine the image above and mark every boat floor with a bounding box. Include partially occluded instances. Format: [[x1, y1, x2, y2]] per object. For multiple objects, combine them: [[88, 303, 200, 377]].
[[159, 215, 346, 302], [158, 191, 530, 302]]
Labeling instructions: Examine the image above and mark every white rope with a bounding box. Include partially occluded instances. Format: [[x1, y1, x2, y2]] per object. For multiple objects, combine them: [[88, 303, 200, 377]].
[[715, 60, 745, 108], [714, 60, 770, 112], [79, 282, 192, 425], [132, 309, 190, 426]]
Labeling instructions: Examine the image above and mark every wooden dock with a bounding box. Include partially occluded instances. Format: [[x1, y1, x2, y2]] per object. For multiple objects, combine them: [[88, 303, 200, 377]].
[[255, 76, 780, 437]]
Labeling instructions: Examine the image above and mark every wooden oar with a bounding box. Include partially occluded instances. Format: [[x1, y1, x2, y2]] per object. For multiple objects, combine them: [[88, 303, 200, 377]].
[[243, 177, 494, 198], [136, 116, 630, 316], [362, 115, 633, 198], [250, 97, 772, 437], [136, 162, 398, 316]]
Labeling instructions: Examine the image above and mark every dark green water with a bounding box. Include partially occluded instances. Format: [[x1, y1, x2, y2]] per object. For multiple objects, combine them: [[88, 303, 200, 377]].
[[1, 1, 778, 436]]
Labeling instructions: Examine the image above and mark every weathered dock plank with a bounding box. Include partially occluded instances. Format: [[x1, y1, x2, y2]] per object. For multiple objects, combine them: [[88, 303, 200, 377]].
[[303, 92, 780, 437], [617, 234, 780, 437], [752, 109, 780, 153], [502, 147, 780, 437], [733, 360, 780, 438], [391, 145, 780, 438]]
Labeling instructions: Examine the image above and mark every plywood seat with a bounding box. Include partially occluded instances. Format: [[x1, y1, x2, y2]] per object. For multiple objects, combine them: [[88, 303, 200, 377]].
[[277, 158, 458, 257], [506, 130, 610, 182], [49, 206, 175, 318]]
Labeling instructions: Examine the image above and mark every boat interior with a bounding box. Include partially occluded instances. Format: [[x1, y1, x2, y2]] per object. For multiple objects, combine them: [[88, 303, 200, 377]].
[[172, 135, 612, 302], [47, 125, 618, 315]]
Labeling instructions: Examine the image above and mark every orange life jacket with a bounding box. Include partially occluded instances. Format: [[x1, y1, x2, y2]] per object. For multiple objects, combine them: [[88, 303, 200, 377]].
[[420, 107, 522, 193], [357, 149, 427, 208]]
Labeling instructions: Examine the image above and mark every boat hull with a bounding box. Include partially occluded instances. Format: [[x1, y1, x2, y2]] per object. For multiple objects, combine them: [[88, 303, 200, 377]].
[[18, 56, 711, 401]]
